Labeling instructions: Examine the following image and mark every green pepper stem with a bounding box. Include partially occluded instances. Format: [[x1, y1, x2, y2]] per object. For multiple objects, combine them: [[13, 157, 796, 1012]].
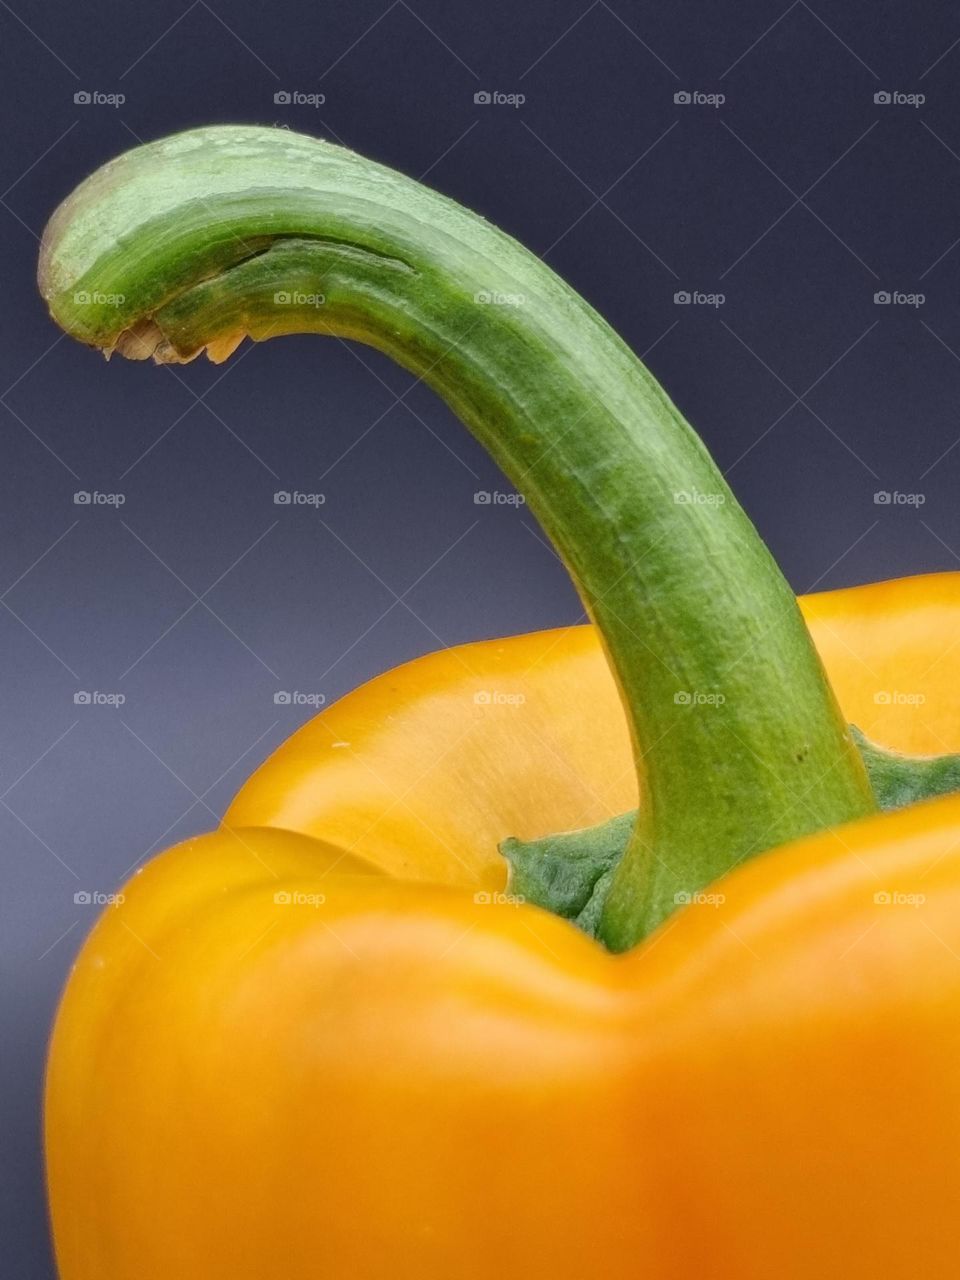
[[38, 126, 876, 949]]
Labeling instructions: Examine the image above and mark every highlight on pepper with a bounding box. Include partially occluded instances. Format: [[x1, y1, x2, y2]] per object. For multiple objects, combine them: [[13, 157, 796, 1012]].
[[37, 125, 960, 1280]]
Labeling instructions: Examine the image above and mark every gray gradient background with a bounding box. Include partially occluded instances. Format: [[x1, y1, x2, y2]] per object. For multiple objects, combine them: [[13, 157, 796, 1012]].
[[3, 1, 960, 1272]]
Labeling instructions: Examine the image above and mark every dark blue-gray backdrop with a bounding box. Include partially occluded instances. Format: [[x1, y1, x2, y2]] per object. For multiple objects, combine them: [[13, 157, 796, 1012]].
[[3, 1, 960, 1272]]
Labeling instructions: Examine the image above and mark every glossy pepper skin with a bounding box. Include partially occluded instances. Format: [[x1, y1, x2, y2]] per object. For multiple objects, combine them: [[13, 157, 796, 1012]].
[[38, 126, 960, 1280], [227, 573, 960, 872], [47, 573, 960, 1279]]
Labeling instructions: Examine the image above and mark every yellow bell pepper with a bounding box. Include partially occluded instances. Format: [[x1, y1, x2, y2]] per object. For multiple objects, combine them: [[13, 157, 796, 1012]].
[[227, 573, 960, 877], [38, 126, 960, 1279]]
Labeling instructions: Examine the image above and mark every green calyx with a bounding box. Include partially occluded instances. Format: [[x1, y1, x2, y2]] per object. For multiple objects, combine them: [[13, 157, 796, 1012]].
[[848, 728, 960, 811], [504, 728, 960, 941], [39, 125, 876, 952], [502, 814, 635, 940]]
